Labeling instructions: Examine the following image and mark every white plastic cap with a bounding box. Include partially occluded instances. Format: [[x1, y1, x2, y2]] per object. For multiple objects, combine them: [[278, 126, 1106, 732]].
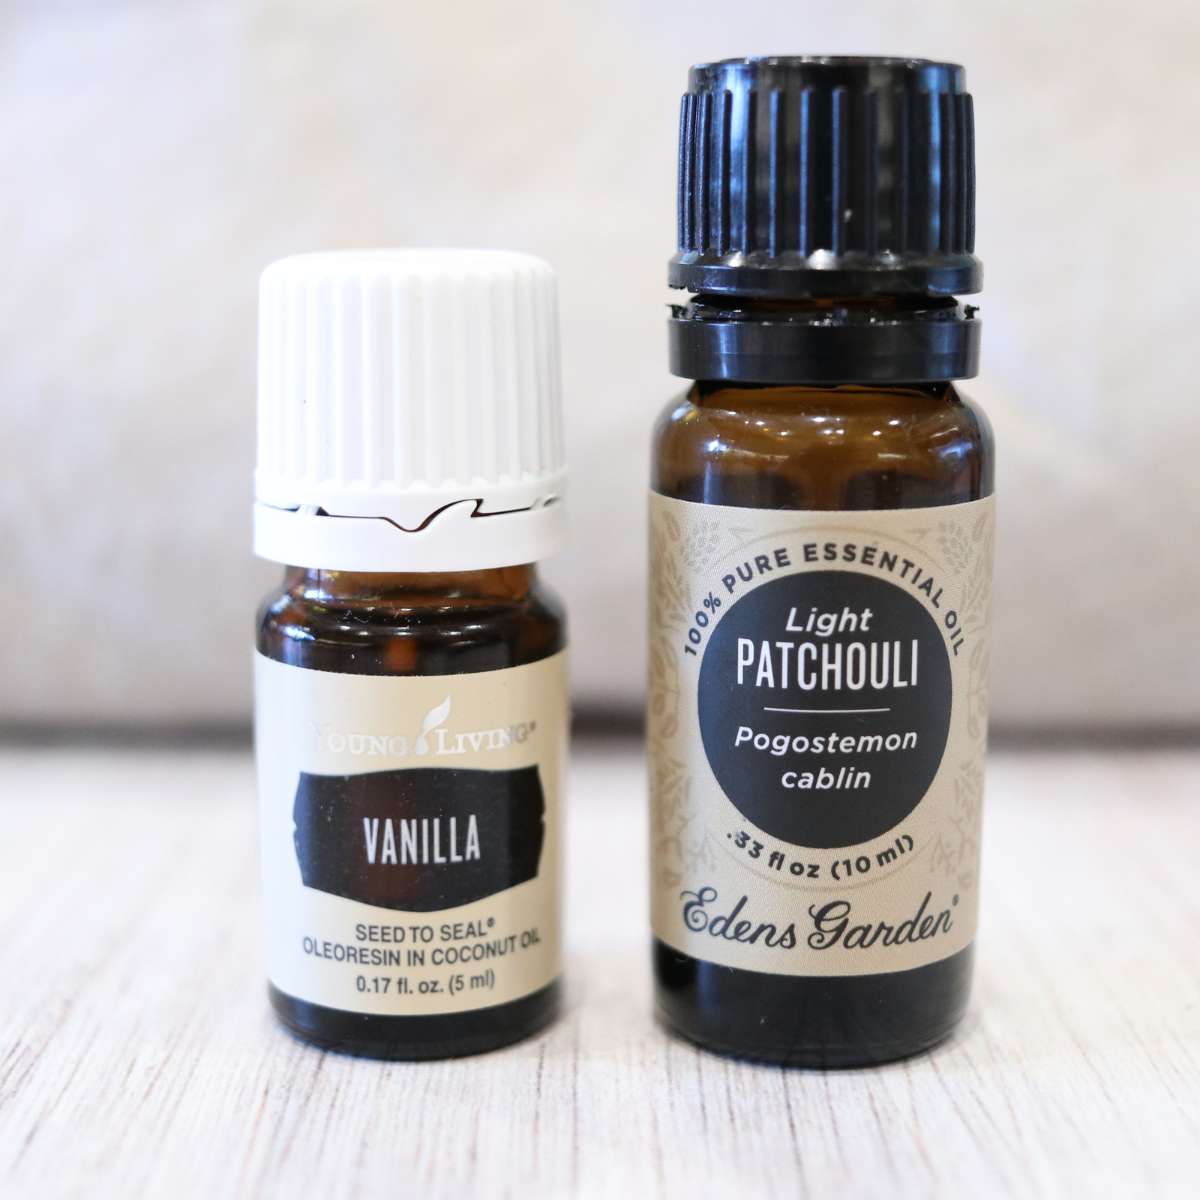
[[254, 249, 566, 571]]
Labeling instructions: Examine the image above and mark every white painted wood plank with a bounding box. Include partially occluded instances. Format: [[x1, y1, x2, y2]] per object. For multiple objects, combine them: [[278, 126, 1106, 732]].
[[0, 747, 1197, 1199]]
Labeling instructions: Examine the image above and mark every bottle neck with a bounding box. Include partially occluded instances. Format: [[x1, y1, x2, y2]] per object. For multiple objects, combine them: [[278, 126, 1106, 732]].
[[690, 293, 955, 317], [668, 291, 979, 386], [691, 378, 953, 405], [284, 564, 538, 606]]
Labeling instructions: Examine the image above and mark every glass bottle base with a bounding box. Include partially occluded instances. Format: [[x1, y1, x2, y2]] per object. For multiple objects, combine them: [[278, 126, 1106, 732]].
[[654, 939, 973, 1068], [268, 979, 561, 1061]]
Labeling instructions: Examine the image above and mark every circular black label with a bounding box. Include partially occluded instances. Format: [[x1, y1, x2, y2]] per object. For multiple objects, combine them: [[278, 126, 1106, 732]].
[[698, 570, 951, 849]]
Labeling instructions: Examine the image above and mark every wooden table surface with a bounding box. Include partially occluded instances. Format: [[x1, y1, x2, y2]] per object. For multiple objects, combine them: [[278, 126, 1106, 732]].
[[1, 743, 1197, 1199]]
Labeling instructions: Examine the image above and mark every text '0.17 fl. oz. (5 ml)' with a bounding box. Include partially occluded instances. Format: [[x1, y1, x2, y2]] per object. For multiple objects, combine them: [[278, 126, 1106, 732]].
[[253, 250, 568, 1059], [648, 57, 995, 1066]]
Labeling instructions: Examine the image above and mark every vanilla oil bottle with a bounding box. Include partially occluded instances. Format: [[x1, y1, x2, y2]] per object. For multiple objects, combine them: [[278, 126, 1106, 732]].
[[254, 250, 567, 1059]]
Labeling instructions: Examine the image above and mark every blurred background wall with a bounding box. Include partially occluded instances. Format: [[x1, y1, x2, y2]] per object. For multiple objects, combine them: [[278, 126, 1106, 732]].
[[2, 0, 1198, 735]]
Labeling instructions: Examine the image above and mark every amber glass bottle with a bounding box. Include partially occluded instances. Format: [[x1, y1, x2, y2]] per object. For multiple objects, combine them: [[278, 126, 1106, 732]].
[[254, 250, 568, 1060], [648, 59, 995, 1066], [257, 565, 564, 1057]]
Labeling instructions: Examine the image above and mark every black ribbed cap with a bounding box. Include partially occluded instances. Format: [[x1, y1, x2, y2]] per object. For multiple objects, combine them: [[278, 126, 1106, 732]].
[[670, 56, 981, 298]]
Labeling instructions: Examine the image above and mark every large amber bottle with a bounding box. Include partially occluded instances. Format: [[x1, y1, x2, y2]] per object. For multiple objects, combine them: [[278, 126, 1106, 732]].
[[648, 58, 995, 1066]]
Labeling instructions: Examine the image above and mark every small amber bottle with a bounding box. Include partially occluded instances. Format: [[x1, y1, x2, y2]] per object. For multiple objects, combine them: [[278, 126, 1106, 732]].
[[648, 58, 995, 1066], [254, 250, 567, 1059]]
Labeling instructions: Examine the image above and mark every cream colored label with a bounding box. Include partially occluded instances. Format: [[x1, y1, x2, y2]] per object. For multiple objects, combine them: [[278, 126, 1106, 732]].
[[649, 495, 994, 976], [254, 652, 565, 1015]]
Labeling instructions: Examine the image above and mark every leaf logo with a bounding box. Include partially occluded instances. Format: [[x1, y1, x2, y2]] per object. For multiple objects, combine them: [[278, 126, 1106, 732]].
[[414, 696, 452, 756]]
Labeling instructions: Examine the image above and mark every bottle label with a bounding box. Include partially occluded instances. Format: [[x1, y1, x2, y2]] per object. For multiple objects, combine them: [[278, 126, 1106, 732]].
[[254, 651, 566, 1015], [648, 495, 995, 976]]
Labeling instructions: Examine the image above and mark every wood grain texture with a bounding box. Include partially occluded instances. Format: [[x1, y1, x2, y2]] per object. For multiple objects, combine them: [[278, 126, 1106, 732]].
[[0, 745, 1197, 1199]]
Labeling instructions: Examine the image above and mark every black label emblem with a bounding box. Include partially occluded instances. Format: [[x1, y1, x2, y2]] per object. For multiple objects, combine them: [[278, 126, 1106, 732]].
[[698, 570, 951, 848], [293, 766, 545, 910]]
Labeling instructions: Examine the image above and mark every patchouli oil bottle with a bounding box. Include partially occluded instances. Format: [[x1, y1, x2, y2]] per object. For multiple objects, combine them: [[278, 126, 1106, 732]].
[[254, 249, 567, 1059], [648, 58, 995, 1066]]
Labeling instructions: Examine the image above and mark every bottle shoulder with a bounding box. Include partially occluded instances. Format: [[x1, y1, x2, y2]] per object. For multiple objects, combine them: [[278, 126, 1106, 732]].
[[651, 382, 993, 510], [256, 577, 565, 676]]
